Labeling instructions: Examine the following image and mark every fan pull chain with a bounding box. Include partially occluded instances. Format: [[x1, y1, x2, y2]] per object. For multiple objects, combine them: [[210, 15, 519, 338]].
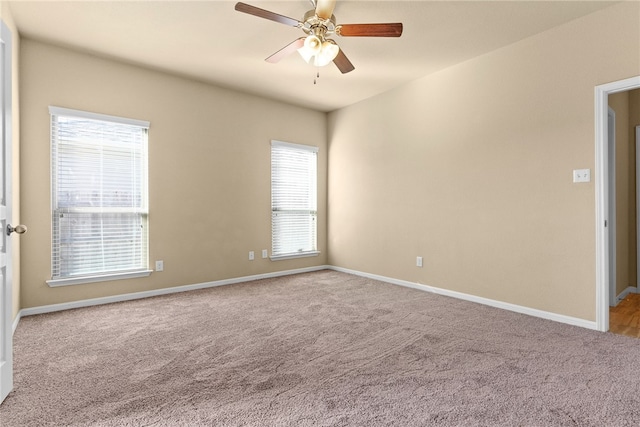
[[314, 70, 320, 85]]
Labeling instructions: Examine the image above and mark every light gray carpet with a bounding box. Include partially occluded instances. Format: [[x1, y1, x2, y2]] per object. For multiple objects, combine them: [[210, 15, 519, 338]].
[[2, 270, 640, 426]]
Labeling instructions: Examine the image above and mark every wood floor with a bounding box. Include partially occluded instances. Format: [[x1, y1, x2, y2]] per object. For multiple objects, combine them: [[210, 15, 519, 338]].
[[609, 293, 640, 338]]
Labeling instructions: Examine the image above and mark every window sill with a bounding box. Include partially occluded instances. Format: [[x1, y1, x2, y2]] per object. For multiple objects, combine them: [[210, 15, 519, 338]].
[[270, 251, 320, 261], [46, 269, 153, 287]]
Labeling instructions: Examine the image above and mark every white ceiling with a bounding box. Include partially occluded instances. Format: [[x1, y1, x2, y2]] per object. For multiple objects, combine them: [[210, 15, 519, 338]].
[[7, 0, 616, 112]]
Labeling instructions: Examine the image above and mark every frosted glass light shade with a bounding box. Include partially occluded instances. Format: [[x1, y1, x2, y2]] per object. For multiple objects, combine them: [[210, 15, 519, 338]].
[[303, 35, 322, 55], [298, 46, 314, 63], [314, 40, 339, 66]]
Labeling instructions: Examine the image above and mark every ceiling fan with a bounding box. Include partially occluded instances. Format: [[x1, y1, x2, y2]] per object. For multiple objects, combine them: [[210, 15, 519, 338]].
[[234, 0, 403, 74]]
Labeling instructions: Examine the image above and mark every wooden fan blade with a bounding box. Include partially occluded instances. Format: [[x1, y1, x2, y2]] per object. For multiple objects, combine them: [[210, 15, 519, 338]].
[[235, 2, 301, 27], [333, 49, 355, 74], [266, 38, 305, 63], [315, 0, 336, 20], [337, 23, 403, 37]]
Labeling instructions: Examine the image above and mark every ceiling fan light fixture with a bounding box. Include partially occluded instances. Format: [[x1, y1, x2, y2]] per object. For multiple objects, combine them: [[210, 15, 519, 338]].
[[298, 36, 339, 67]]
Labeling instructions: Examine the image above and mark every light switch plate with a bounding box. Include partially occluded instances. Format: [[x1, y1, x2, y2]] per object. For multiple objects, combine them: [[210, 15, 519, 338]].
[[573, 169, 591, 183]]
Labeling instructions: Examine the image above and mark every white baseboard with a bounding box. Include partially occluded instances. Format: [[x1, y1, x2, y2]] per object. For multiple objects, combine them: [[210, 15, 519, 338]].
[[616, 286, 638, 304], [19, 265, 330, 319], [16, 264, 598, 333], [328, 266, 599, 331], [12, 309, 22, 336]]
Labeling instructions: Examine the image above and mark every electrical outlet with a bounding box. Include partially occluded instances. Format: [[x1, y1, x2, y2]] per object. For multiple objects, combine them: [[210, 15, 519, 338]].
[[416, 256, 423, 268], [249, 251, 255, 261], [155, 260, 164, 272], [262, 249, 268, 259], [573, 169, 591, 183]]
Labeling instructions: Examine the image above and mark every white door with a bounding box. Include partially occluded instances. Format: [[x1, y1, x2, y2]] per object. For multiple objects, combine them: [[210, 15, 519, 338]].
[[0, 19, 15, 405]]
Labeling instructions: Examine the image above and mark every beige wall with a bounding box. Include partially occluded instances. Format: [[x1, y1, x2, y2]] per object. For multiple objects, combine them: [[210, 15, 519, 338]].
[[327, 2, 640, 321], [1, 2, 21, 321], [20, 39, 327, 308], [609, 91, 634, 297]]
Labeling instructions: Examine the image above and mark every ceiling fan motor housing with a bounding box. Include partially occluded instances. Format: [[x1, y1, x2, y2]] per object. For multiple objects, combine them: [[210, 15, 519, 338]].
[[301, 9, 337, 38]]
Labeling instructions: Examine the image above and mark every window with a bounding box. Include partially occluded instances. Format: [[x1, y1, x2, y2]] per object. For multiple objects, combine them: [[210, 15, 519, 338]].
[[271, 140, 319, 260], [48, 107, 150, 286]]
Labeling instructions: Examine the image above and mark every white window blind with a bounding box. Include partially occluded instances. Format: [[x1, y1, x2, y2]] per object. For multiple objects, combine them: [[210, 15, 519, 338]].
[[49, 106, 149, 282], [271, 140, 318, 259]]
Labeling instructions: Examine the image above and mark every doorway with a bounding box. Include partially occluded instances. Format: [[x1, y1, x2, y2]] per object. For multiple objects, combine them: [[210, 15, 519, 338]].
[[596, 76, 640, 332]]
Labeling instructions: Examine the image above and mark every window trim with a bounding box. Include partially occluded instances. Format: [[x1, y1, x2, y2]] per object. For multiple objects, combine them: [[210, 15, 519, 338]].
[[49, 106, 150, 128], [269, 251, 320, 262], [48, 106, 150, 287], [46, 269, 152, 287]]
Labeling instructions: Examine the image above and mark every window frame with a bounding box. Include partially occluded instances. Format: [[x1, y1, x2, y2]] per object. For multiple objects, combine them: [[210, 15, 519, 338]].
[[47, 106, 151, 287], [270, 140, 320, 261]]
